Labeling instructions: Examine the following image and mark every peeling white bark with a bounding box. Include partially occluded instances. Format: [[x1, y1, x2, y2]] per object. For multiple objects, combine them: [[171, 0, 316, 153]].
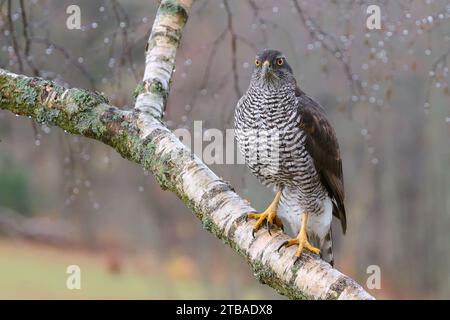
[[135, 0, 193, 122]]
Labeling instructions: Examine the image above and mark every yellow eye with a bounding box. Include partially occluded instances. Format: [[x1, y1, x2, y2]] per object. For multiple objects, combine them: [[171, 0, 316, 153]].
[[276, 58, 284, 66], [255, 59, 261, 66]]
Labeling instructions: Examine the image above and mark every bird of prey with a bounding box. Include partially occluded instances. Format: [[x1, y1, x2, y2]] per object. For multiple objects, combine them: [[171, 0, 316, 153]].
[[234, 49, 346, 266]]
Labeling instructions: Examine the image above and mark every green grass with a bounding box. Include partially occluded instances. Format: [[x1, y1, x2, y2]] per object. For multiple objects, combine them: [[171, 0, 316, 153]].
[[0, 239, 265, 299]]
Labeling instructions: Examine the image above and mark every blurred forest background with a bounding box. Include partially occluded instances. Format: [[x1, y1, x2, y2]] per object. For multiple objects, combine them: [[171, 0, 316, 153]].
[[0, 0, 450, 299]]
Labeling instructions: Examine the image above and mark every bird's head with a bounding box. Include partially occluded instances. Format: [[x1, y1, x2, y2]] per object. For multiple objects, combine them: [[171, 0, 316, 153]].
[[251, 49, 295, 90]]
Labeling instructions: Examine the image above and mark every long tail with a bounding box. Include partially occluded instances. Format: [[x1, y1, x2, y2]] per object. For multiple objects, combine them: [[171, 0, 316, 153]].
[[320, 229, 334, 266]]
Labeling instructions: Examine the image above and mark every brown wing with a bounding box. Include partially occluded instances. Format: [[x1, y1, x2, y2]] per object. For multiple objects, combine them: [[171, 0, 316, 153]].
[[296, 87, 347, 234]]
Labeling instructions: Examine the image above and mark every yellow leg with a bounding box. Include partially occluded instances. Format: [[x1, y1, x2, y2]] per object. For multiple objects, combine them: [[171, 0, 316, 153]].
[[277, 212, 320, 260], [246, 191, 283, 237]]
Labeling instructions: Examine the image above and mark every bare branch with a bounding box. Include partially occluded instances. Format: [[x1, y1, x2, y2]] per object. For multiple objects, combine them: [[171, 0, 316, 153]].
[[0, 207, 76, 246], [247, 0, 268, 45], [18, 0, 40, 76], [110, 0, 139, 82], [6, 0, 23, 72], [134, 0, 194, 121], [29, 37, 97, 89], [425, 47, 450, 108], [292, 0, 363, 114], [223, 0, 242, 99]]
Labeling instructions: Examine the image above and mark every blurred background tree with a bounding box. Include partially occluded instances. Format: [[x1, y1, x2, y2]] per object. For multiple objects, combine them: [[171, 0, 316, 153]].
[[0, 155, 33, 215]]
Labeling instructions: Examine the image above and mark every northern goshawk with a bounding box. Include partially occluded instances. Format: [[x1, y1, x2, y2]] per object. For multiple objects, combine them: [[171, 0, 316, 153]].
[[234, 49, 346, 266]]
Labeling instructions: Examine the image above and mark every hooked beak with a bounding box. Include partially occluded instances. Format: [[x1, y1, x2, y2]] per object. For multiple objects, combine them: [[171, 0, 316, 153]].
[[262, 60, 271, 74], [261, 60, 278, 80]]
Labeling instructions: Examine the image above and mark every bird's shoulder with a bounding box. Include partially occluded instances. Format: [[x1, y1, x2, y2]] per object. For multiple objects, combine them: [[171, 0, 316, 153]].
[[295, 87, 341, 165]]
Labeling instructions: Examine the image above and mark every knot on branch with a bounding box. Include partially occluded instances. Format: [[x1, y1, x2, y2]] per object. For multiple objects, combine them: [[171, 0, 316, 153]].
[[145, 79, 167, 98], [159, 0, 188, 25], [134, 79, 169, 119]]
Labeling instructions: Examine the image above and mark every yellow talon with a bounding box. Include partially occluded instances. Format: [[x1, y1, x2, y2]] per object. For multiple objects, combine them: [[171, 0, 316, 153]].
[[277, 212, 320, 259], [246, 191, 283, 236]]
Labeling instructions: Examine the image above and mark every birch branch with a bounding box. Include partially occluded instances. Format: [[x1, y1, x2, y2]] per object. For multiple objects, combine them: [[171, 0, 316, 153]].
[[0, 0, 374, 300]]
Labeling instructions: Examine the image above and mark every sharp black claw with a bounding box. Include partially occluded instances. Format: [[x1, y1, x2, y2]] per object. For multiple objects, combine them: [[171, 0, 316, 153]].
[[252, 229, 256, 238], [245, 215, 248, 222], [294, 256, 301, 265], [266, 220, 272, 236], [277, 240, 288, 252]]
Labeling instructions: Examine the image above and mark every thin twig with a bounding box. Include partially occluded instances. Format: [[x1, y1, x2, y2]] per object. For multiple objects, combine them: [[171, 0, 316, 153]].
[[6, 0, 23, 72]]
